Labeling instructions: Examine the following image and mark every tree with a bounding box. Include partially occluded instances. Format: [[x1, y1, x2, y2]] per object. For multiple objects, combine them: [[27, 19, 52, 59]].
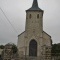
[[12, 44, 18, 54], [0, 45, 4, 49], [52, 43, 60, 56]]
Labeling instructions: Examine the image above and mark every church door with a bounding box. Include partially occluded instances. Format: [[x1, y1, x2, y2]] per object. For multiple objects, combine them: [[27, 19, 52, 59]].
[[29, 40, 37, 56]]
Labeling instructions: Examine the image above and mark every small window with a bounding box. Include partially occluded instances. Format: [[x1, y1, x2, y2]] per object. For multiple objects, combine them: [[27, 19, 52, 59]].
[[37, 14, 39, 18], [29, 14, 31, 19]]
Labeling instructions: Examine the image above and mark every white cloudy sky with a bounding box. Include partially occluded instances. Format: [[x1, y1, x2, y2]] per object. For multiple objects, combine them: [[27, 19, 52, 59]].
[[0, 0, 60, 45]]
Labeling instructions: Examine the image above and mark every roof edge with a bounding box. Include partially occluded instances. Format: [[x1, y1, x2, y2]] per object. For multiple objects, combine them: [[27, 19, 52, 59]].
[[43, 31, 51, 38]]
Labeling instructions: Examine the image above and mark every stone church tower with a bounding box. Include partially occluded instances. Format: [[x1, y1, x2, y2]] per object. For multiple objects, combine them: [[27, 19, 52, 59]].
[[17, 0, 52, 60]]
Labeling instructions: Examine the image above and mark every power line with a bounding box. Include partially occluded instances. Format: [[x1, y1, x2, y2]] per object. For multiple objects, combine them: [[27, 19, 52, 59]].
[[0, 7, 18, 35]]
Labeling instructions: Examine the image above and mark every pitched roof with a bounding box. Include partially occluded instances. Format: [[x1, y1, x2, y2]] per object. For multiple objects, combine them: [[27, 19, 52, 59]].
[[26, 0, 43, 12]]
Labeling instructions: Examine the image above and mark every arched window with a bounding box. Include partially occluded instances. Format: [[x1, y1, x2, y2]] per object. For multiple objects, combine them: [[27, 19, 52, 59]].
[[29, 14, 31, 19], [29, 39, 37, 56], [37, 14, 39, 19]]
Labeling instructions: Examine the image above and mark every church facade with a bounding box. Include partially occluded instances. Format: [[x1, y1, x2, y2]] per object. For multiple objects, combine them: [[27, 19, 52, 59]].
[[17, 0, 52, 60]]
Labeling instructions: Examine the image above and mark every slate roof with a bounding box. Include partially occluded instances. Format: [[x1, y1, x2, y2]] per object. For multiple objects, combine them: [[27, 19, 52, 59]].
[[26, 0, 43, 12]]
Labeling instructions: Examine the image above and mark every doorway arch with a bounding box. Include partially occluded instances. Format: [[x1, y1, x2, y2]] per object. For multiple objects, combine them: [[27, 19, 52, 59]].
[[29, 39, 37, 56]]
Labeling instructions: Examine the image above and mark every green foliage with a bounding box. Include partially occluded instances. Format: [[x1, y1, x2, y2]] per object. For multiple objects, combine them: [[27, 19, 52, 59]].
[[52, 43, 60, 56], [0, 45, 4, 49], [12, 44, 18, 54]]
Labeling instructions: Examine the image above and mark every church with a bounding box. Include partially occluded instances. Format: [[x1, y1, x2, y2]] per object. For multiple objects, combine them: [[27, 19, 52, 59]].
[[17, 0, 52, 60]]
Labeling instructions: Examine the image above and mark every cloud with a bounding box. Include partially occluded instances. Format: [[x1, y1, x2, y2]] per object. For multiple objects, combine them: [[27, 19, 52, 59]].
[[0, 0, 60, 44]]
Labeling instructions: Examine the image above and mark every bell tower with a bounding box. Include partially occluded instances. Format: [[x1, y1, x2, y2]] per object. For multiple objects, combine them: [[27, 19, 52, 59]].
[[25, 0, 44, 38]]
